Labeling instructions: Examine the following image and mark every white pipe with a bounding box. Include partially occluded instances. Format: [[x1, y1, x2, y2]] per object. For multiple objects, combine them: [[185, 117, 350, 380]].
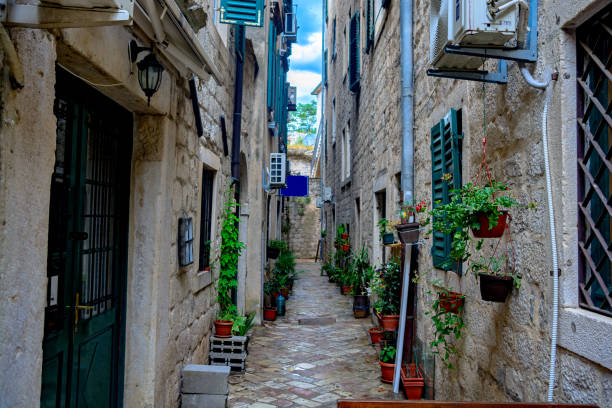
[[542, 84, 558, 403], [518, 62, 550, 89], [495, 0, 529, 13]]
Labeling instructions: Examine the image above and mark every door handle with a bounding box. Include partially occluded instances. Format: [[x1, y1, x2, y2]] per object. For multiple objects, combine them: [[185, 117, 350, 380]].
[[67, 293, 93, 332]]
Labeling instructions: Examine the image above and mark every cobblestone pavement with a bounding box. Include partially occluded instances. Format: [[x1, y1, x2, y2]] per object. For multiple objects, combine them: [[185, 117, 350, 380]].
[[228, 260, 402, 407]]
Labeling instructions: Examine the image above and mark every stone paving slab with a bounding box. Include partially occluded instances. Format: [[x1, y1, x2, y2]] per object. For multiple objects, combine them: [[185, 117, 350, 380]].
[[228, 260, 404, 407]]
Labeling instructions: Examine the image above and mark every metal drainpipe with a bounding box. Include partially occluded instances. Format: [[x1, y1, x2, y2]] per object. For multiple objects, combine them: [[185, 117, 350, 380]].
[[231, 26, 245, 183], [393, 0, 414, 394]]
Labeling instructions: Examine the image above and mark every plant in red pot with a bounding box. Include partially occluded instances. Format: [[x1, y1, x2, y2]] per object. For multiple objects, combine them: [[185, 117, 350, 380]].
[[396, 200, 427, 244], [469, 255, 521, 303], [369, 327, 384, 344], [349, 247, 374, 318], [372, 260, 401, 331], [379, 346, 397, 383], [400, 363, 424, 400], [426, 281, 465, 369]]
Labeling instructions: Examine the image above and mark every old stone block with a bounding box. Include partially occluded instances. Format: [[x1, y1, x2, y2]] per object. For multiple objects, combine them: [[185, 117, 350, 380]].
[[182, 364, 230, 395], [181, 393, 228, 408]]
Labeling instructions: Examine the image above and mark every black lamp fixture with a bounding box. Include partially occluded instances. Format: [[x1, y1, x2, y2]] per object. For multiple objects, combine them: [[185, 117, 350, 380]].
[[130, 40, 164, 106]]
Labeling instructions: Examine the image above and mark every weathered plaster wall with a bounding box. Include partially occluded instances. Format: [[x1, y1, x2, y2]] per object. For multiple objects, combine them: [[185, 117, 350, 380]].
[[323, 0, 611, 406], [0, 28, 57, 408]]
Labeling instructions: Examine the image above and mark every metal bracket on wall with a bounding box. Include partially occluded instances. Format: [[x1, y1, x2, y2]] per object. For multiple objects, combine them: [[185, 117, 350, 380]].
[[427, 59, 508, 84], [444, 0, 538, 63]]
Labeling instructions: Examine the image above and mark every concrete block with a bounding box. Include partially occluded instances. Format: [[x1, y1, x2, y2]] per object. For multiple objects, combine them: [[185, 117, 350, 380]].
[[182, 365, 230, 395], [181, 393, 228, 408]]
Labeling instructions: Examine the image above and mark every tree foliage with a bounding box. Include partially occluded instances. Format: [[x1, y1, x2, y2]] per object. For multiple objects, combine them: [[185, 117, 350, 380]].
[[288, 101, 317, 135]]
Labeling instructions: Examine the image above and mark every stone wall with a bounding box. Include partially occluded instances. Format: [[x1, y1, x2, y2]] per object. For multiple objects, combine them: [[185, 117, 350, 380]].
[[323, 0, 611, 406], [283, 148, 321, 259]]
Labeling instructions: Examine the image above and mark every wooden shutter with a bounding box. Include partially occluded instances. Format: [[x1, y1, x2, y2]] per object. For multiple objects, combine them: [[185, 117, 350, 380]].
[[431, 109, 462, 273], [219, 0, 264, 27], [324, 49, 328, 87], [349, 12, 360, 92], [366, 0, 374, 52]]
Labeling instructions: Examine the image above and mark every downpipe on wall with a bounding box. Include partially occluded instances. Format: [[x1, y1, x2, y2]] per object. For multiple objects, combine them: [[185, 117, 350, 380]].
[[518, 62, 558, 402], [394, 0, 414, 394]]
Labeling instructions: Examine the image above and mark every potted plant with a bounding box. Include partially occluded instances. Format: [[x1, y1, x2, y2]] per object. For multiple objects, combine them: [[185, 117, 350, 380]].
[[426, 281, 465, 369], [267, 239, 286, 259], [273, 248, 296, 300], [263, 305, 277, 321], [379, 345, 397, 383], [377, 218, 395, 245], [396, 200, 427, 244], [215, 185, 245, 338], [369, 327, 384, 344], [321, 229, 327, 238], [427, 181, 520, 265], [469, 255, 521, 302], [263, 280, 278, 309], [372, 261, 402, 331], [349, 247, 373, 318], [400, 363, 424, 400]]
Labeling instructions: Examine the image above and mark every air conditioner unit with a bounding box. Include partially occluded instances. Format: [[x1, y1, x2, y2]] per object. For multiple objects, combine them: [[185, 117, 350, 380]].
[[430, 0, 520, 70], [269, 153, 287, 188]]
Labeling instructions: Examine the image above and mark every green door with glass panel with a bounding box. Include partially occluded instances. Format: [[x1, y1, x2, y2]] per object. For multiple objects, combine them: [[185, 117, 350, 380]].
[[41, 68, 132, 408]]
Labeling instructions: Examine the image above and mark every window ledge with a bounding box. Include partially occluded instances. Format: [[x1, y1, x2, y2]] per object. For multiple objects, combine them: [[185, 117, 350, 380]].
[[558, 307, 612, 370], [195, 269, 212, 293]]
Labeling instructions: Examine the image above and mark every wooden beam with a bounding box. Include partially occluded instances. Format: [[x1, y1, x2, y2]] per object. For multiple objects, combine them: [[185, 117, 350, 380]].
[[5, 4, 131, 28]]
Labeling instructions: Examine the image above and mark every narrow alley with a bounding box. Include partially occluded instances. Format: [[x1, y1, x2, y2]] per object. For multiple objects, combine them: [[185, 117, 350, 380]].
[[228, 261, 399, 407]]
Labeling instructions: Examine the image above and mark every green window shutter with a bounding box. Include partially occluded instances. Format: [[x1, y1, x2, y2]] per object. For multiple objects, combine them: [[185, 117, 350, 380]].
[[324, 0, 328, 22], [267, 22, 276, 109], [323, 49, 328, 87], [366, 0, 374, 52], [431, 109, 462, 273], [219, 0, 264, 27], [332, 18, 337, 58], [349, 12, 360, 92]]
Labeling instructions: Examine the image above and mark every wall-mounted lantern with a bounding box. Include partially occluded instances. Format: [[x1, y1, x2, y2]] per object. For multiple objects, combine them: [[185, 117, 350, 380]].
[[129, 40, 164, 105], [178, 217, 194, 267]]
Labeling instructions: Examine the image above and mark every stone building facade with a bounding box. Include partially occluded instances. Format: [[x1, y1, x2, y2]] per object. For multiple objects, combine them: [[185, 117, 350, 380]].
[[0, 1, 294, 406], [282, 148, 321, 259], [319, 0, 611, 406]]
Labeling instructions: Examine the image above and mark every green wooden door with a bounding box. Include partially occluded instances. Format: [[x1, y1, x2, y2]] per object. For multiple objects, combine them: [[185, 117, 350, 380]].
[[41, 68, 132, 408]]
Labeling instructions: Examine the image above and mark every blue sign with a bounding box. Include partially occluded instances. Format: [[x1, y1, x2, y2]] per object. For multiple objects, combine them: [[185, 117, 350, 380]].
[[280, 175, 309, 197]]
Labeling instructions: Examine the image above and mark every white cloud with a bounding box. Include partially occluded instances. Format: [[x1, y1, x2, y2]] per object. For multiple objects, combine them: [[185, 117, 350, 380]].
[[291, 32, 322, 67], [287, 69, 321, 103]]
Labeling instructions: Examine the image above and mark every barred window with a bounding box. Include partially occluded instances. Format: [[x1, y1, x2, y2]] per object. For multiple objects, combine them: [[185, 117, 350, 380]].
[[576, 4, 612, 317]]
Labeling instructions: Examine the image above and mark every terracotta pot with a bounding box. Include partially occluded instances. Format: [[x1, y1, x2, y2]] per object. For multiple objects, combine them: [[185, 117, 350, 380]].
[[400, 366, 424, 400], [341, 244, 350, 252], [280, 287, 290, 299], [341, 233, 349, 240], [369, 327, 384, 344], [396, 222, 420, 244], [380, 314, 400, 331], [263, 307, 277, 321], [472, 211, 508, 238], [479, 273, 514, 302], [341, 285, 352, 295], [379, 361, 396, 383], [438, 292, 464, 314], [214, 320, 233, 338]]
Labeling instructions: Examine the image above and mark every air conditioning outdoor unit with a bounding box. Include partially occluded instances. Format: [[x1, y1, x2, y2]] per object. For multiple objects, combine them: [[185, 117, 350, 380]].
[[269, 153, 287, 188], [430, 0, 521, 70]]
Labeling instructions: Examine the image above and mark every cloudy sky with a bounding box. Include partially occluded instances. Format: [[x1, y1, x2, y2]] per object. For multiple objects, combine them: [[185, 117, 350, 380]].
[[288, 0, 322, 104]]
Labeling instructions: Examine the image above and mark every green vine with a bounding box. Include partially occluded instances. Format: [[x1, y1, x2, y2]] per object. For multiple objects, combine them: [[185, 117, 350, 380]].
[[218, 184, 245, 320]]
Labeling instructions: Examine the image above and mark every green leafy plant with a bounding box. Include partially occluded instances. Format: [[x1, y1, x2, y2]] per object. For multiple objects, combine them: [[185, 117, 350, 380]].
[[321, 229, 327, 237], [348, 247, 374, 295], [379, 346, 397, 363], [233, 313, 255, 336], [399, 200, 428, 223], [372, 260, 402, 315], [468, 255, 521, 289], [264, 279, 279, 296], [426, 181, 520, 266], [218, 184, 245, 320], [269, 240, 287, 251], [425, 281, 465, 369], [377, 218, 390, 241]]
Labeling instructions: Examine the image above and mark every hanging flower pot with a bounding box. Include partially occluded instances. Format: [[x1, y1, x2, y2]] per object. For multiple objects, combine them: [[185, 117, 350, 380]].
[[263, 306, 277, 321], [472, 210, 509, 238], [341, 233, 349, 240], [379, 314, 400, 331], [438, 292, 464, 314], [213, 320, 233, 338], [266, 246, 280, 259], [382, 232, 395, 245], [369, 327, 384, 344], [341, 244, 350, 252], [479, 273, 514, 302], [396, 222, 420, 244], [379, 361, 396, 383]]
